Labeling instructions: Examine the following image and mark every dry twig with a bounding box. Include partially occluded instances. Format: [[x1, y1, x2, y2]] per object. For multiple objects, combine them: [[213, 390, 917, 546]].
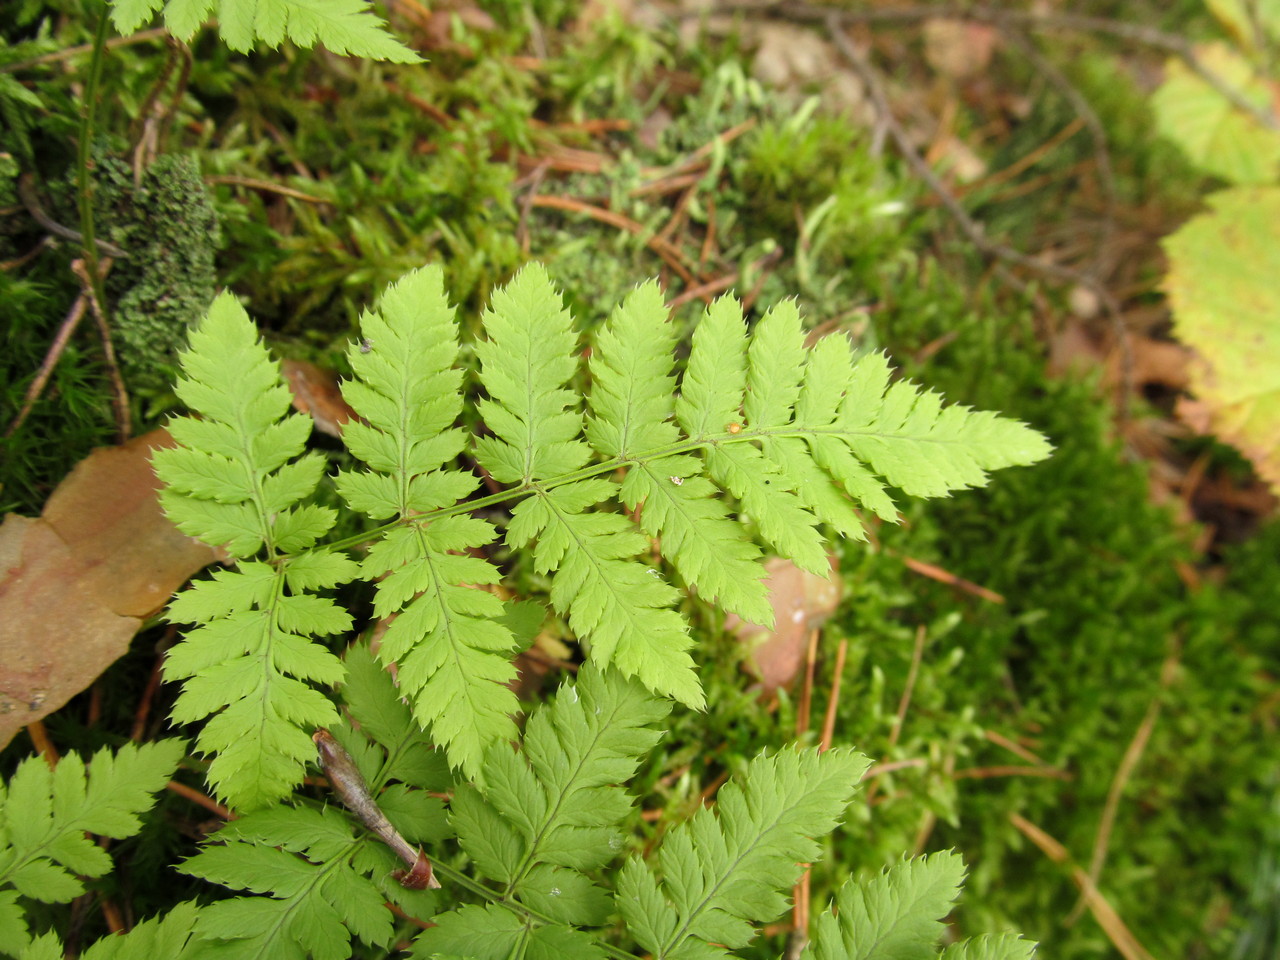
[[1009, 812, 1156, 960], [71, 257, 131, 441]]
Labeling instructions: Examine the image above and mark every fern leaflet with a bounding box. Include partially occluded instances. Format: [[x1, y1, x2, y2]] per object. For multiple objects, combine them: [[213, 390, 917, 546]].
[[0, 741, 186, 956], [153, 293, 358, 810], [939, 934, 1038, 960], [616, 746, 870, 959], [19, 902, 201, 960], [108, 0, 419, 62], [802, 852, 1037, 960]]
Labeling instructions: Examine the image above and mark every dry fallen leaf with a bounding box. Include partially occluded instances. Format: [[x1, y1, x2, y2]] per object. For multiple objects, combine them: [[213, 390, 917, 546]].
[[282, 359, 359, 438], [730, 555, 842, 695], [0, 430, 216, 748]]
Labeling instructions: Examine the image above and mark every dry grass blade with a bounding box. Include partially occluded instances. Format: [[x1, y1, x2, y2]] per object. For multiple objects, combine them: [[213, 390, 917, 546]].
[[1009, 812, 1156, 960]]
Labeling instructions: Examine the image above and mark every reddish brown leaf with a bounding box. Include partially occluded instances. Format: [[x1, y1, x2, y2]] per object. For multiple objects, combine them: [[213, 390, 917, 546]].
[[0, 430, 216, 748], [731, 555, 842, 695]]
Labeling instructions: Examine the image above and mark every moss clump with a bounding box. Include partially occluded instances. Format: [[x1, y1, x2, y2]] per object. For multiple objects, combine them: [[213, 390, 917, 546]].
[[91, 152, 221, 395]]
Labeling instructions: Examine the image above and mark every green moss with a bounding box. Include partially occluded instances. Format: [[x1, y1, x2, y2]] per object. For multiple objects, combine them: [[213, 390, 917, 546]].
[[90, 152, 220, 396]]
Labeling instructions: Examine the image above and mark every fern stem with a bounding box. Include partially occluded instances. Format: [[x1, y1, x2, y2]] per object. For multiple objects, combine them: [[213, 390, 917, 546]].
[[321, 432, 761, 555], [75, 3, 114, 336]]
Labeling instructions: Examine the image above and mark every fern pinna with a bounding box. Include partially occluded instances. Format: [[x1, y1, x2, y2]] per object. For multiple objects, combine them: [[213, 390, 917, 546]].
[[154, 262, 1049, 811]]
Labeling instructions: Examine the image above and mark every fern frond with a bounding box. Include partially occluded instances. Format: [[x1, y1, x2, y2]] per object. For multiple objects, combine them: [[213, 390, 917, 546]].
[[801, 853, 1038, 960], [338, 266, 521, 780], [0, 742, 185, 955], [109, 0, 420, 62], [588, 283, 772, 626], [418, 666, 667, 957], [20, 902, 201, 960], [154, 293, 355, 810], [157, 266, 1051, 805], [412, 903, 607, 960], [802, 852, 966, 960], [616, 746, 870, 959]]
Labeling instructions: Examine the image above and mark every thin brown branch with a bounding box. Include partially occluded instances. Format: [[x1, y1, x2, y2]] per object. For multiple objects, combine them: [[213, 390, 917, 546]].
[[25, 721, 60, 768], [954, 764, 1072, 780], [71, 257, 130, 441], [898, 555, 1005, 604], [863, 757, 929, 780], [1067, 647, 1180, 924], [166, 779, 232, 820], [4, 291, 89, 439], [890, 625, 927, 754], [825, 17, 1133, 421], [819, 637, 848, 753], [983, 728, 1048, 766]]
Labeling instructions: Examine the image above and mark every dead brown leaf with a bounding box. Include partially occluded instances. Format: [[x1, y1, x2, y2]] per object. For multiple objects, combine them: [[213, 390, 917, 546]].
[[282, 359, 359, 438], [0, 430, 216, 748], [731, 555, 842, 695]]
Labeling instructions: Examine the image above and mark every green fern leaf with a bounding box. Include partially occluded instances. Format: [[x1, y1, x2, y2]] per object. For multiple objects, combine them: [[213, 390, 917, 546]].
[[475, 263, 591, 485], [337, 643, 454, 792], [20, 902, 201, 960], [109, 0, 419, 62], [507, 479, 701, 707], [480, 266, 701, 707], [421, 666, 667, 955], [182, 805, 397, 960], [941, 934, 1038, 960], [154, 293, 351, 810], [494, 665, 669, 874], [801, 851, 966, 960], [184, 674, 455, 960], [478, 267, 701, 711], [677, 296, 828, 574], [588, 283, 772, 625], [413, 903, 607, 960], [616, 746, 870, 959], [0, 742, 185, 954], [338, 266, 520, 780]]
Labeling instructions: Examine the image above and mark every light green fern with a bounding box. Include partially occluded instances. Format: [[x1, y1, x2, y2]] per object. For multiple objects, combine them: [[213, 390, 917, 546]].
[[155, 263, 1050, 810], [0, 741, 186, 957], [108, 0, 419, 62], [152, 293, 359, 809], [616, 746, 868, 959], [176, 661, 1023, 960]]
